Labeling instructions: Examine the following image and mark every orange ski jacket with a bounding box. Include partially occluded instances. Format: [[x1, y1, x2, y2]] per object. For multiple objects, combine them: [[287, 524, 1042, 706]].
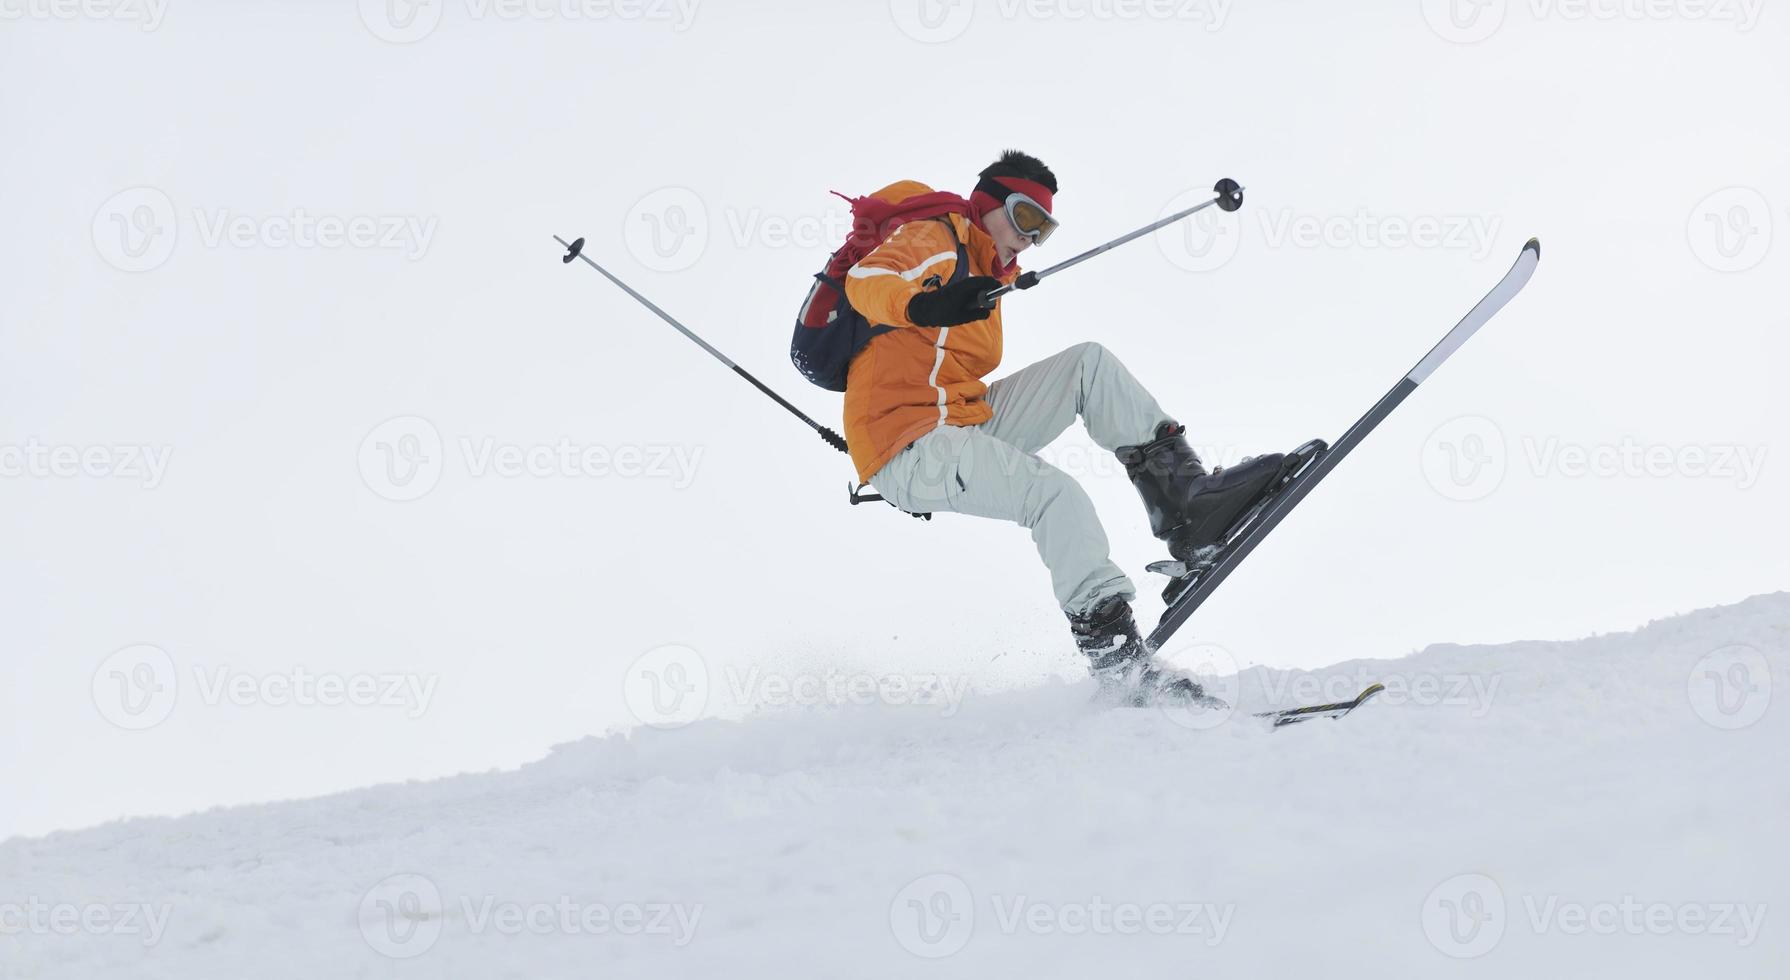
[[842, 180, 1019, 482]]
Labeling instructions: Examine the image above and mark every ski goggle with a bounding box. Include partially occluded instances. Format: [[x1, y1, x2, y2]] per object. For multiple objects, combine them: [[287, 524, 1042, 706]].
[[1003, 192, 1059, 246]]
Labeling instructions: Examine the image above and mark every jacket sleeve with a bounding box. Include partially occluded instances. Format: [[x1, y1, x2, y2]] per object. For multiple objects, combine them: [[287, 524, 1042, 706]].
[[843, 219, 959, 328]]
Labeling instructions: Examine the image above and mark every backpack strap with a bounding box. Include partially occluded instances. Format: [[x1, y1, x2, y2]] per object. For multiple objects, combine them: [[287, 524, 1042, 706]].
[[932, 215, 972, 288]]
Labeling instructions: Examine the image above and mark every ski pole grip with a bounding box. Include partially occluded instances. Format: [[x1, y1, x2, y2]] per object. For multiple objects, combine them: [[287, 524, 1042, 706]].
[[977, 272, 1036, 308], [1214, 178, 1243, 212]]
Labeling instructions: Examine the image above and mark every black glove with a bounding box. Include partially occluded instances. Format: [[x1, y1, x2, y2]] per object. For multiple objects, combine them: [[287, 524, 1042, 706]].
[[906, 276, 1001, 328]]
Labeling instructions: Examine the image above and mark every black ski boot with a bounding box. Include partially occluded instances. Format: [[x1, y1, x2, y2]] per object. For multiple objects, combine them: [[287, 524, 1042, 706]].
[[1068, 595, 1226, 709], [1117, 421, 1291, 564]]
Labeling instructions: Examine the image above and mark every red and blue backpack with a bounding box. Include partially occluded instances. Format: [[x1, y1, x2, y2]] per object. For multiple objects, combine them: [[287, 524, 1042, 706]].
[[791, 188, 972, 391]]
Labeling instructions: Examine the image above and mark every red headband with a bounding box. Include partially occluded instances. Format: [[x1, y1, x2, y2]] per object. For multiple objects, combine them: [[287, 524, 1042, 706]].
[[994, 175, 1053, 212], [971, 175, 1055, 222]]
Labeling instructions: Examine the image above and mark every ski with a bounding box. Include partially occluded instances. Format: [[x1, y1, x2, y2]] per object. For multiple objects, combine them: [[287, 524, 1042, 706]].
[[1145, 239, 1542, 654], [1259, 682, 1386, 727]]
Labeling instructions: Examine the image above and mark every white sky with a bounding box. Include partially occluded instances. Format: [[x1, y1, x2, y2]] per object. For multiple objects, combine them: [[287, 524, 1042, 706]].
[[3, 0, 1787, 840]]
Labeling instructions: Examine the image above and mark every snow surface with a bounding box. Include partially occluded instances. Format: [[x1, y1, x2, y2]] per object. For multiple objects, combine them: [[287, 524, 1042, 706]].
[[4, 594, 1786, 978]]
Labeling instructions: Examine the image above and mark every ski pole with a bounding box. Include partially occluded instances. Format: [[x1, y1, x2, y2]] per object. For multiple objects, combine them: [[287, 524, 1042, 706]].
[[555, 235, 850, 455], [976, 177, 1244, 308]]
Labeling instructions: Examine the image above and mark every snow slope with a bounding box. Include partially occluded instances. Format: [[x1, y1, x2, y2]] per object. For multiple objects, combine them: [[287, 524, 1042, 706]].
[[4, 594, 1785, 978]]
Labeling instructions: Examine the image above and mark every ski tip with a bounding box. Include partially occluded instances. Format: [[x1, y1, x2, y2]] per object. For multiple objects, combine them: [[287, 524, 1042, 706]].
[[1523, 236, 1541, 259]]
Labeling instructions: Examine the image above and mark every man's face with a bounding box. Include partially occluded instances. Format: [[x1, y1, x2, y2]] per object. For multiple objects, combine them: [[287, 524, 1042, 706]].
[[984, 204, 1034, 266]]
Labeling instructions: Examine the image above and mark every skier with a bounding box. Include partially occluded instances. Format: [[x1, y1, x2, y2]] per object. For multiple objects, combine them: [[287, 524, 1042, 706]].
[[564, 154, 1538, 714], [842, 150, 1294, 705]]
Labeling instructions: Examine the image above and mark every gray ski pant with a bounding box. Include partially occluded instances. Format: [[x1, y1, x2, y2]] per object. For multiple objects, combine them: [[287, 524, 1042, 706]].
[[867, 342, 1169, 618]]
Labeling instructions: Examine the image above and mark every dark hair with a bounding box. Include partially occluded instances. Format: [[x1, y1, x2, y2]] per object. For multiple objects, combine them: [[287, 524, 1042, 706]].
[[979, 149, 1058, 193]]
